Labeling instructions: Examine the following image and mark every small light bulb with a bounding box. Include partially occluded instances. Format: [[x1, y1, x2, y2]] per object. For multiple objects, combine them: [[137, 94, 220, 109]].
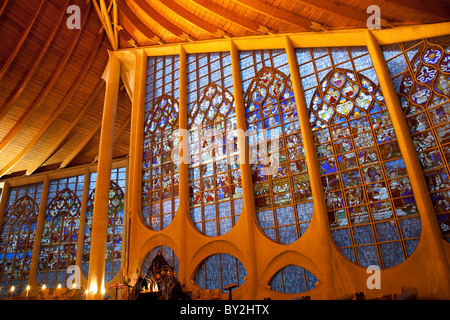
[[10, 286, 15, 292], [42, 284, 46, 290], [26, 285, 30, 291], [57, 284, 61, 289]]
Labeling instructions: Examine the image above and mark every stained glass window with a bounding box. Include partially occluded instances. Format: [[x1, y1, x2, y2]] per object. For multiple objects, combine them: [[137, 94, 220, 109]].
[[269, 265, 318, 294], [194, 253, 246, 293], [187, 52, 243, 236], [37, 175, 84, 288], [240, 49, 313, 244], [382, 36, 450, 243], [297, 46, 422, 268], [0, 183, 43, 298], [143, 55, 180, 230], [83, 167, 126, 282]]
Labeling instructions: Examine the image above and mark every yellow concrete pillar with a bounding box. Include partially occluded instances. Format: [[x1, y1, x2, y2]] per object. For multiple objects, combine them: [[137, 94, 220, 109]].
[[76, 168, 90, 273], [230, 40, 259, 299], [0, 181, 10, 229], [366, 30, 450, 296], [177, 45, 189, 285], [28, 175, 49, 290], [87, 51, 121, 299], [284, 36, 335, 299]]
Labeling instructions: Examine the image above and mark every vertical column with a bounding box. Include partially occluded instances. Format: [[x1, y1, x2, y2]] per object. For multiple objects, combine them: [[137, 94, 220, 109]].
[[28, 175, 49, 290], [0, 181, 10, 229], [75, 168, 90, 279], [366, 30, 450, 295], [87, 51, 121, 299], [177, 45, 189, 285], [284, 36, 335, 299], [230, 40, 258, 299]]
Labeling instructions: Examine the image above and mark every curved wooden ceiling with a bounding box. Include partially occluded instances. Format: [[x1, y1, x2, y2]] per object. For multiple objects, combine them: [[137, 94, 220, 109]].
[[0, 0, 448, 180]]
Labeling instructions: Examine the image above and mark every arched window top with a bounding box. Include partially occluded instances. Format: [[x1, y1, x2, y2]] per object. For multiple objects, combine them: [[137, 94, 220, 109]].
[[245, 67, 293, 108], [87, 180, 125, 211], [5, 195, 39, 225], [269, 264, 319, 294], [46, 188, 81, 218], [145, 94, 179, 135], [189, 83, 235, 127], [309, 68, 385, 130]]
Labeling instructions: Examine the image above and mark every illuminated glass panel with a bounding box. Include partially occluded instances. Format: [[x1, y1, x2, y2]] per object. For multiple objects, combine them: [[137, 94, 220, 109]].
[[187, 52, 243, 236], [269, 265, 318, 294], [382, 36, 450, 243], [240, 49, 313, 244], [143, 55, 180, 230], [83, 167, 126, 282], [0, 183, 43, 298], [194, 253, 246, 293], [298, 46, 421, 268], [37, 175, 84, 288]]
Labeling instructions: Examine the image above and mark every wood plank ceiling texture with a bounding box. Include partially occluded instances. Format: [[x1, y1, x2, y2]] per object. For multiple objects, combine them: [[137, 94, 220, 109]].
[[0, 0, 448, 180]]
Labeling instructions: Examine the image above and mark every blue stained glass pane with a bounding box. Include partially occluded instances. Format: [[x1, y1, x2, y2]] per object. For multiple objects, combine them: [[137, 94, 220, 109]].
[[380, 242, 404, 268], [375, 221, 400, 242], [356, 245, 380, 267], [353, 225, 375, 245]]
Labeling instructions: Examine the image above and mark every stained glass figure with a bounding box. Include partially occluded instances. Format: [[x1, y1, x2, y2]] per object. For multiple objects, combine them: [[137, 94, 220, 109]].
[[37, 175, 84, 288], [299, 46, 421, 269], [241, 49, 313, 244], [143, 55, 180, 230], [0, 183, 42, 298], [269, 265, 318, 294], [194, 253, 247, 293], [187, 52, 242, 237], [83, 167, 126, 282]]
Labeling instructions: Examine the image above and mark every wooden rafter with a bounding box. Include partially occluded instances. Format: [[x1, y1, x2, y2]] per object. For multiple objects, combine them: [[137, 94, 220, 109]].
[[160, 0, 229, 38], [191, 0, 272, 34], [116, 0, 165, 44], [232, 0, 323, 31], [26, 81, 105, 175], [93, 0, 118, 50], [0, 0, 10, 18], [0, 32, 105, 178], [0, 0, 45, 81], [0, 2, 92, 153], [0, 0, 72, 123], [383, 0, 450, 20], [133, 0, 196, 42]]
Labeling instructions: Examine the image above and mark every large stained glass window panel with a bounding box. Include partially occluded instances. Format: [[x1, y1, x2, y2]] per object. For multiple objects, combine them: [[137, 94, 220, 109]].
[[0, 183, 43, 298], [297, 46, 421, 268], [382, 36, 450, 243], [240, 49, 313, 244], [143, 55, 180, 231], [269, 265, 318, 294], [37, 175, 84, 288], [187, 52, 243, 236], [83, 167, 126, 282]]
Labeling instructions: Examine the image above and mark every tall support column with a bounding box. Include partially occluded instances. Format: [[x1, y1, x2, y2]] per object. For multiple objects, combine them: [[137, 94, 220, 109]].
[[230, 40, 259, 299], [366, 30, 450, 296], [76, 168, 90, 274], [177, 45, 189, 285], [87, 51, 121, 299], [0, 181, 10, 229], [28, 175, 49, 290], [285, 36, 335, 299]]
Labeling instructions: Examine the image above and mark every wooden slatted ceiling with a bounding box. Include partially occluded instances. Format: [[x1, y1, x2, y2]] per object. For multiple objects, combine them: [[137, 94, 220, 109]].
[[0, 0, 448, 180]]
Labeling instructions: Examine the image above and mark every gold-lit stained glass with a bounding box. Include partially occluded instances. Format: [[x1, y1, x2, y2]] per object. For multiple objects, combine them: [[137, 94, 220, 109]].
[[143, 55, 180, 231], [383, 37, 450, 242], [241, 49, 313, 245], [299, 46, 421, 268], [187, 52, 242, 237]]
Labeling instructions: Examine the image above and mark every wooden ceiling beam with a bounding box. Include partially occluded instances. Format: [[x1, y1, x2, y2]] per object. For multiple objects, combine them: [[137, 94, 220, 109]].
[[191, 0, 272, 34], [232, 0, 323, 31], [0, 0, 71, 123], [116, 0, 165, 44], [160, 0, 229, 38], [0, 0, 10, 18], [0, 3, 92, 153], [382, 0, 450, 20], [0, 32, 104, 178], [0, 0, 46, 81], [26, 80, 105, 176], [133, 0, 196, 42]]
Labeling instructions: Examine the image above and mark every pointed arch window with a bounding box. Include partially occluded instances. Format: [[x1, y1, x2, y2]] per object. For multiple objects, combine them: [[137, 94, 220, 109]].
[[143, 54, 180, 231], [0, 183, 42, 298], [187, 52, 242, 237], [37, 175, 84, 288], [241, 49, 313, 245], [297, 46, 422, 268], [383, 37, 450, 242], [83, 167, 126, 282]]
